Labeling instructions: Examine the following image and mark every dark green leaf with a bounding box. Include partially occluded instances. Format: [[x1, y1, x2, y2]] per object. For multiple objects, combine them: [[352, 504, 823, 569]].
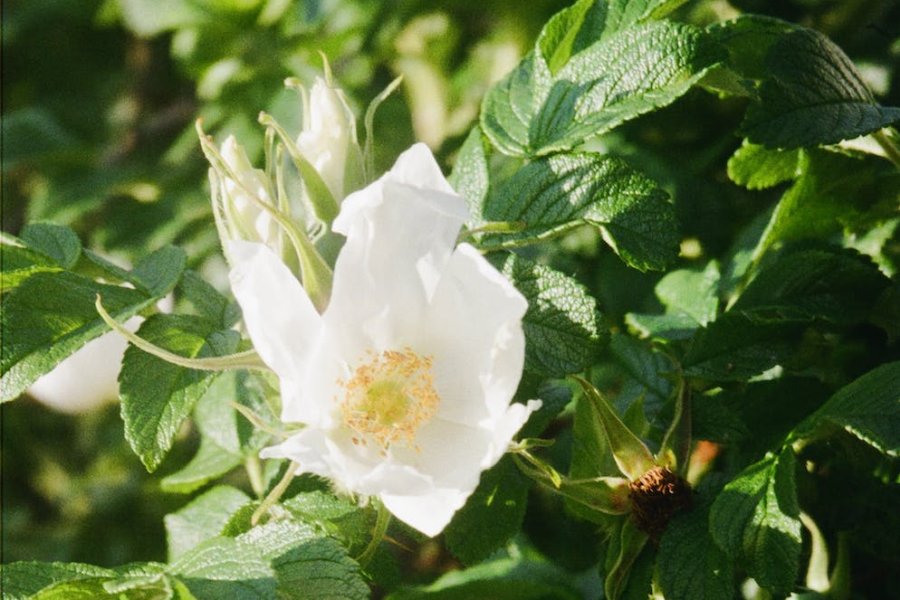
[[683, 312, 803, 381], [752, 151, 893, 257], [445, 457, 530, 565], [21, 222, 82, 269], [0, 561, 116, 600], [658, 502, 733, 600], [493, 252, 605, 377], [119, 314, 240, 471], [482, 153, 678, 271], [169, 536, 277, 600], [709, 449, 802, 595], [727, 141, 801, 190], [165, 485, 252, 560], [792, 361, 900, 456], [708, 15, 798, 82], [606, 333, 676, 420], [734, 247, 889, 324], [741, 28, 900, 149]]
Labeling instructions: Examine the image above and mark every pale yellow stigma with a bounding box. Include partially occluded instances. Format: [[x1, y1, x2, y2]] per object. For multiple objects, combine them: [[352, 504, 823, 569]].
[[339, 348, 440, 451]]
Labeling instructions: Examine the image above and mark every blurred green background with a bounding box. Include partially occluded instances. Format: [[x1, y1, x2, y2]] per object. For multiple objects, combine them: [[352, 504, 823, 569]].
[[3, 0, 898, 574]]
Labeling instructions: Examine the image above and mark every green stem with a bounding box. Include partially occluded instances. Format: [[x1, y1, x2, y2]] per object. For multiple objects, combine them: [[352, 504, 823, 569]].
[[96, 295, 269, 372], [245, 455, 265, 499], [356, 500, 392, 568], [873, 129, 900, 170], [252, 461, 298, 525]]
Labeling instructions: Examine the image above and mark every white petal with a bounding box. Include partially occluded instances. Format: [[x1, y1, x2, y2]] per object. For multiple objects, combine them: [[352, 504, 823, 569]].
[[260, 428, 434, 497], [381, 487, 468, 537], [325, 145, 469, 355], [419, 243, 527, 425], [28, 317, 141, 414], [227, 240, 324, 423]]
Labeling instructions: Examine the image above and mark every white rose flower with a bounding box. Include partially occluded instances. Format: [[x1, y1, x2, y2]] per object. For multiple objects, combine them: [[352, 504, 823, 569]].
[[228, 143, 539, 536], [27, 318, 138, 414], [296, 77, 361, 201]]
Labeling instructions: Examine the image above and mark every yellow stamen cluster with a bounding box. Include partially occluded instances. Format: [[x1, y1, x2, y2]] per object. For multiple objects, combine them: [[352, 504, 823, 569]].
[[339, 348, 440, 452]]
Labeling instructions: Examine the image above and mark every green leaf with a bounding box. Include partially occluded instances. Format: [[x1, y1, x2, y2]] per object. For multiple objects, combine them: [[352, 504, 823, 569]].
[[538, 0, 690, 74], [445, 457, 530, 565], [627, 261, 720, 340], [575, 377, 656, 481], [161, 436, 244, 494], [21, 222, 82, 269], [708, 15, 798, 82], [733, 247, 890, 325], [482, 13, 721, 156], [603, 518, 650, 600], [283, 491, 373, 553], [194, 370, 270, 456], [0, 234, 61, 293], [119, 314, 240, 471], [448, 126, 491, 223], [605, 333, 677, 421], [792, 361, 900, 456], [31, 579, 119, 599], [493, 252, 605, 377], [387, 554, 581, 600], [709, 449, 802, 595], [165, 485, 252, 560], [657, 501, 733, 600], [741, 28, 900, 149], [177, 270, 240, 328], [692, 392, 751, 444], [683, 312, 803, 381], [0, 561, 116, 599], [130, 245, 188, 296], [481, 153, 678, 271], [237, 520, 369, 600], [751, 150, 894, 258], [1, 273, 156, 403], [727, 141, 801, 190], [169, 537, 277, 600]]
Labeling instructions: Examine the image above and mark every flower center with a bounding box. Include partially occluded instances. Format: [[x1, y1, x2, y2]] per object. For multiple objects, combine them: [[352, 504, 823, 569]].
[[339, 348, 440, 451]]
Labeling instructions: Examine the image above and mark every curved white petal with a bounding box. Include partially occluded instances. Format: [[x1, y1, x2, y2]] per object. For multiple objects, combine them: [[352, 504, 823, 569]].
[[228, 240, 324, 423], [325, 145, 469, 355], [417, 243, 527, 425], [381, 487, 468, 538]]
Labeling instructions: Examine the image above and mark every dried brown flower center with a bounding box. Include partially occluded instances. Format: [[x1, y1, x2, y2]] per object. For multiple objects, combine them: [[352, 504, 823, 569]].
[[628, 466, 692, 541]]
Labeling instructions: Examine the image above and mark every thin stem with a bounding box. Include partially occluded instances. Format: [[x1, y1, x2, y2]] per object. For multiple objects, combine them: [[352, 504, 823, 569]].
[[96, 295, 269, 372], [356, 500, 392, 568], [245, 455, 265, 499], [252, 461, 299, 525], [873, 129, 900, 169]]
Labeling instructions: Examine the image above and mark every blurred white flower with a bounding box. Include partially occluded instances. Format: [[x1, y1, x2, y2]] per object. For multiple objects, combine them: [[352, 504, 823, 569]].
[[229, 143, 538, 536], [29, 294, 173, 415], [297, 76, 362, 201], [28, 318, 138, 414]]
